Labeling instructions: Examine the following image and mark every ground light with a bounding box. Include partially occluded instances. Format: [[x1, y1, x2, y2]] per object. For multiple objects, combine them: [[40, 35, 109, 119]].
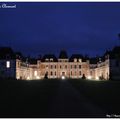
[[95, 76, 99, 80], [87, 76, 92, 80], [61, 76, 65, 80], [36, 76, 40, 79], [27, 76, 30, 80]]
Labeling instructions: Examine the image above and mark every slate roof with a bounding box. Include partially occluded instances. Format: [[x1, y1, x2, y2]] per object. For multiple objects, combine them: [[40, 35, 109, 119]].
[[28, 58, 37, 64], [69, 54, 84, 62], [59, 50, 68, 59], [41, 54, 58, 62], [89, 57, 99, 64]]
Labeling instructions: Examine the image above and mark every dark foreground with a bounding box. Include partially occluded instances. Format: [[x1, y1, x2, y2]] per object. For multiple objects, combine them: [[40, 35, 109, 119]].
[[0, 79, 120, 118]]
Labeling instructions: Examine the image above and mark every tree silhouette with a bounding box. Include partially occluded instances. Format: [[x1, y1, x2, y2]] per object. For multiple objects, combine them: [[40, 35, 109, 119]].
[[44, 72, 48, 79], [82, 74, 86, 79]]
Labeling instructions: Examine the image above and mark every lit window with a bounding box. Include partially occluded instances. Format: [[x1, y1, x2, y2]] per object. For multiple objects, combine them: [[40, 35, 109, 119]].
[[6, 61, 10, 68], [34, 71, 37, 76]]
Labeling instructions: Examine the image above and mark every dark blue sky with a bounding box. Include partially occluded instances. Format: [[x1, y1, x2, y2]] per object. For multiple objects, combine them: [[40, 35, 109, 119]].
[[0, 2, 120, 57]]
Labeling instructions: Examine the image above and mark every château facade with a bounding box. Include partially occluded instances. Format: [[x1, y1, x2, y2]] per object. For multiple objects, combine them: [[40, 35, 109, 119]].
[[0, 46, 120, 80]]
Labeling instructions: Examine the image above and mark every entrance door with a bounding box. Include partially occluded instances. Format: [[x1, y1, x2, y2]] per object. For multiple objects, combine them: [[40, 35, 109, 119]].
[[62, 72, 65, 76]]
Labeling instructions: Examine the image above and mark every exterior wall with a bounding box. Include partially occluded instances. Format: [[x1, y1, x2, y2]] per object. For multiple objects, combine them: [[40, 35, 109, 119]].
[[16, 59, 30, 80], [89, 64, 97, 80], [57, 59, 69, 78], [93, 59, 109, 80], [16, 59, 40, 80], [0, 57, 115, 81], [39, 59, 90, 79]]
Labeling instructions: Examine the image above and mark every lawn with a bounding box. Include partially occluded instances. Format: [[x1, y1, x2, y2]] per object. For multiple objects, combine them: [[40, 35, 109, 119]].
[[0, 79, 120, 118]]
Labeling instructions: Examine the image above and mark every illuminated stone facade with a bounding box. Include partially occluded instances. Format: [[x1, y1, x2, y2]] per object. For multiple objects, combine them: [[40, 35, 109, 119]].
[[0, 46, 120, 80]]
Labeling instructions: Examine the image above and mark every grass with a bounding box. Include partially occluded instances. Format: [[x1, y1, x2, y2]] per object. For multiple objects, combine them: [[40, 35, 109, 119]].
[[0, 78, 120, 118], [68, 79, 120, 113]]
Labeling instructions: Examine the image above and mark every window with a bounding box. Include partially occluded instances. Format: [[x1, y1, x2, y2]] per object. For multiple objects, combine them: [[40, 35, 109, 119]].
[[75, 71, 76, 75], [71, 71, 72, 75], [65, 65, 67, 69], [90, 71, 92, 75], [51, 71, 53, 76], [46, 65, 48, 69], [6, 61, 10, 68], [55, 71, 56, 76], [34, 71, 37, 76], [51, 65, 53, 69], [45, 59, 49, 62], [55, 65, 56, 69], [74, 58, 77, 62], [79, 65, 81, 69], [79, 71, 81, 75], [79, 59, 81, 62], [50, 58, 53, 62], [60, 65, 61, 69], [74, 65, 77, 69]]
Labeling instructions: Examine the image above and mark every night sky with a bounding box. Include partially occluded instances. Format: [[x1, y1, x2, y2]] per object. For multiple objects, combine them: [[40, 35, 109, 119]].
[[0, 2, 120, 57]]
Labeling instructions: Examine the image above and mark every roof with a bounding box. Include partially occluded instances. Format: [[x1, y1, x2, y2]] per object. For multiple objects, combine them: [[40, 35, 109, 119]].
[[41, 54, 58, 62], [59, 50, 68, 59], [69, 54, 83, 62], [28, 58, 37, 64], [89, 57, 99, 64]]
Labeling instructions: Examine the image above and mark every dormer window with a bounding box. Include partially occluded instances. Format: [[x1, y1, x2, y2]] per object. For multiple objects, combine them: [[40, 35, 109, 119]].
[[74, 58, 77, 62], [6, 61, 10, 68], [50, 58, 53, 62], [79, 59, 82, 62], [45, 59, 49, 62], [99, 58, 101, 62]]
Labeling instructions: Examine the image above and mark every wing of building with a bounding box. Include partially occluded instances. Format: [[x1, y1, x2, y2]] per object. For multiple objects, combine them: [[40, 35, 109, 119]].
[[0, 46, 120, 80]]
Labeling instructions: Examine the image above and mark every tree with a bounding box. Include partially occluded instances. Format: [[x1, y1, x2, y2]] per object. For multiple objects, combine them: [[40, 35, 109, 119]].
[[82, 74, 86, 79], [44, 72, 48, 79]]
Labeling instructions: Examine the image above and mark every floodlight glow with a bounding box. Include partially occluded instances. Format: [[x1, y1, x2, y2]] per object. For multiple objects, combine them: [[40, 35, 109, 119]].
[[87, 76, 92, 79], [96, 76, 99, 80], [27, 76, 30, 80], [36, 76, 40, 79], [16, 76, 20, 80], [61, 76, 65, 80]]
